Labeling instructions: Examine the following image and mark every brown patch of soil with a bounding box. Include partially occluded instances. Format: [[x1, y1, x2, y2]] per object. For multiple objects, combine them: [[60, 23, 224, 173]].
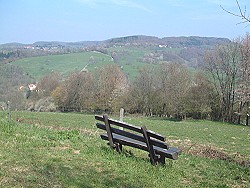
[[188, 146, 250, 167], [168, 139, 250, 167]]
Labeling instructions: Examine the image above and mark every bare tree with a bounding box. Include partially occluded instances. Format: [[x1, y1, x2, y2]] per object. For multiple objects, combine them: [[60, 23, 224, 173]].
[[221, 0, 250, 25], [184, 72, 216, 119], [205, 42, 241, 122], [235, 34, 250, 123], [52, 71, 94, 112], [94, 64, 128, 113], [157, 62, 191, 119], [39, 72, 61, 96], [131, 66, 158, 116]]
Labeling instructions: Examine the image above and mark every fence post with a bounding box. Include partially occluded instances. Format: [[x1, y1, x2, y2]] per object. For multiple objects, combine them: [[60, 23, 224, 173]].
[[246, 113, 249, 126], [119, 108, 124, 130], [7, 101, 11, 121]]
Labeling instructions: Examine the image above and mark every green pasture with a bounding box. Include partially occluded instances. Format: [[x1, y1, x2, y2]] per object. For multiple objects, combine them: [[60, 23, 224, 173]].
[[12, 52, 115, 80], [11, 46, 182, 81], [0, 111, 249, 187], [110, 46, 156, 79], [11, 48, 153, 81]]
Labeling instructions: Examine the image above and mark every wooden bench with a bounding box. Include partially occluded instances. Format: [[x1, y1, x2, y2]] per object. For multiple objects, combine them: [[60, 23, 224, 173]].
[[95, 115, 181, 165]]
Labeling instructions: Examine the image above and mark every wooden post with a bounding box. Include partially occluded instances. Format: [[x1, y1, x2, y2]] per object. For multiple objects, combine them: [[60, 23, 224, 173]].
[[7, 101, 11, 121], [246, 113, 249, 126], [119, 108, 124, 130], [120, 108, 124, 121]]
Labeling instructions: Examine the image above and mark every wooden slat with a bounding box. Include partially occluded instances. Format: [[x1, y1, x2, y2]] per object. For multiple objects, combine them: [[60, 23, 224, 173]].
[[95, 115, 166, 141], [141, 126, 157, 165], [103, 114, 115, 148], [100, 134, 181, 160], [155, 147, 182, 160], [96, 123, 169, 149], [95, 115, 141, 132], [100, 134, 148, 151]]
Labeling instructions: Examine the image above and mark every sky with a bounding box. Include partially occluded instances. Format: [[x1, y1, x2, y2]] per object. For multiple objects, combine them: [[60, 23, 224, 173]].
[[0, 0, 249, 44]]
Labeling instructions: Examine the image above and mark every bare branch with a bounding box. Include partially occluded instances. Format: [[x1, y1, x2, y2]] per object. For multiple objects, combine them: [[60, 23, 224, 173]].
[[221, 0, 250, 25]]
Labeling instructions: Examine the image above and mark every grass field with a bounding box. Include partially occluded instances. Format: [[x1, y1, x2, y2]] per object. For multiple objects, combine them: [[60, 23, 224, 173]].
[[11, 48, 154, 81], [12, 52, 115, 80], [0, 111, 249, 187], [107, 46, 155, 79], [11, 46, 180, 81]]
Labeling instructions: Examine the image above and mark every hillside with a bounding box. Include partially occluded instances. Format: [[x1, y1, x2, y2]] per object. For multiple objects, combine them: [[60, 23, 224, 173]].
[[12, 51, 115, 80], [0, 111, 249, 187], [104, 35, 230, 47], [6, 35, 231, 81]]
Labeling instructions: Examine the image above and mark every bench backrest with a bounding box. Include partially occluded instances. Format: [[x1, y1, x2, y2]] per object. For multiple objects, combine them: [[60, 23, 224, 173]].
[[95, 115, 169, 150]]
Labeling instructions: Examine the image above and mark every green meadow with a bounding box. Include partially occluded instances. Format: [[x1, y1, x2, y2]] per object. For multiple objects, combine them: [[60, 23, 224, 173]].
[[11, 46, 179, 81], [107, 46, 160, 80], [12, 52, 115, 80], [0, 111, 249, 187]]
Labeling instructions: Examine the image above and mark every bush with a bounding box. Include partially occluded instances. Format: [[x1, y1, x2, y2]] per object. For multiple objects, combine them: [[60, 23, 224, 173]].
[[32, 97, 57, 112]]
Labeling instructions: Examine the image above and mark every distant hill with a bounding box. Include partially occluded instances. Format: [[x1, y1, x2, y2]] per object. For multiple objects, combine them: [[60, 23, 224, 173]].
[[33, 41, 102, 48], [161, 36, 230, 47], [0, 42, 28, 48], [0, 35, 230, 48], [0, 41, 103, 49], [104, 35, 230, 48], [105, 35, 161, 45], [2, 35, 232, 81]]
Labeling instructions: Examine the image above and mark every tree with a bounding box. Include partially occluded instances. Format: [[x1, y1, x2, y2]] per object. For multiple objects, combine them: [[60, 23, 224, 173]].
[[52, 71, 94, 112], [184, 72, 216, 119], [38, 72, 61, 96], [0, 64, 30, 110], [235, 34, 250, 123], [157, 62, 191, 118], [128, 66, 158, 116], [204, 34, 250, 123], [93, 64, 128, 113], [205, 42, 241, 122]]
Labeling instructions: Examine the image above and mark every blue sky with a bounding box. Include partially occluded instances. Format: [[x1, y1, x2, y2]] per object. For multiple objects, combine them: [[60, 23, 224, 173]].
[[0, 0, 249, 44]]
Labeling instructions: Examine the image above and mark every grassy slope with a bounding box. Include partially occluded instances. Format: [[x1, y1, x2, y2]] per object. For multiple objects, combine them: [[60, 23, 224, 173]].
[[0, 111, 249, 187], [108, 46, 154, 80], [12, 52, 115, 80], [11, 46, 180, 81], [11, 48, 149, 81]]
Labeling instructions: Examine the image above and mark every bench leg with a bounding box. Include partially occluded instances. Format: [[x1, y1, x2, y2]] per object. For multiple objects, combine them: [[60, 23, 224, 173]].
[[115, 143, 122, 153], [148, 154, 159, 165], [149, 154, 165, 165], [148, 154, 155, 165], [107, 142, 123, 153], [157, 155, 165, 165]]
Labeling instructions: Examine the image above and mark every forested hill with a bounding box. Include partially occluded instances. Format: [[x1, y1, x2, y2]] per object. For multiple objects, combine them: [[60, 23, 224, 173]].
[[104, 35, 230, 47], [0, 35, 230, 48]]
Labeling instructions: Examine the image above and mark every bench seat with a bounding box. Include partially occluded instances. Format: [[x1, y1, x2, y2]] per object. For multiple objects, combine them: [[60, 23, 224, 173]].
[[101, 133, 181, 160]]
